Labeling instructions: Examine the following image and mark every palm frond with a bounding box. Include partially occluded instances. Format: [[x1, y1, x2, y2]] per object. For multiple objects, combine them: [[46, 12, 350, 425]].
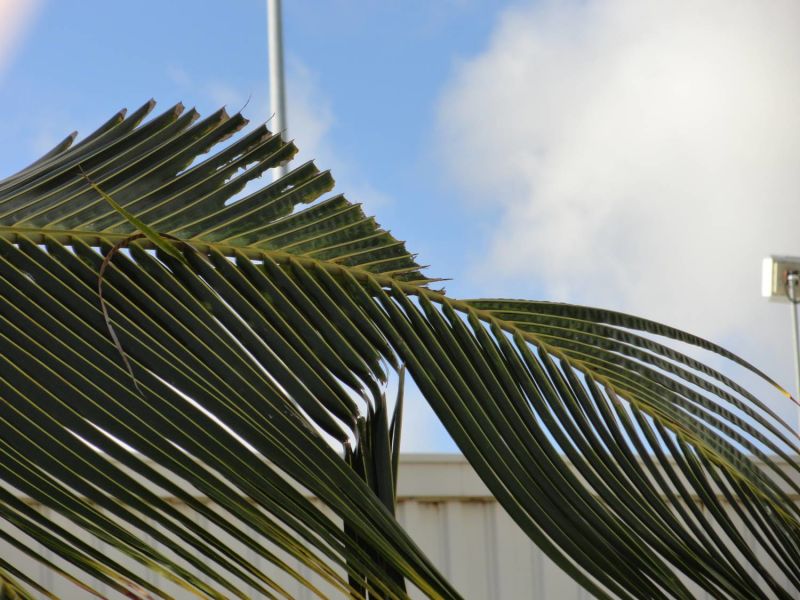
[[0, 102, 797, 599]]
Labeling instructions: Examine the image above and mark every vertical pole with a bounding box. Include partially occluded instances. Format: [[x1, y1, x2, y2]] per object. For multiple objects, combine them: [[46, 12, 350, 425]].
[[787, 272, 800, 431], [267, 0, 288, 180]]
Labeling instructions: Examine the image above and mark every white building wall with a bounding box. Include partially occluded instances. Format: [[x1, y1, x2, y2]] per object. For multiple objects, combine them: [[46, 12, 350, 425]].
[[2, 454, 798, 599]]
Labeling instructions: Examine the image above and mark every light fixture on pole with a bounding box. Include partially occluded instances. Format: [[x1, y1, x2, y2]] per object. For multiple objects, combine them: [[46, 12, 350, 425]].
[[267, 0, 288, 181], [762, 255, 800, 430]]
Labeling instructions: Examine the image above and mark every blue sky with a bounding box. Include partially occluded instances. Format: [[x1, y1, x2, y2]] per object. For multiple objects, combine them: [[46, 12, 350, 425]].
[[2, 0, 799, 450]]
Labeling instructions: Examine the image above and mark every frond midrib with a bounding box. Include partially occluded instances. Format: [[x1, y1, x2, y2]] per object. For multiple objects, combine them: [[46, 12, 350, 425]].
[[0, 222, 685, 380]]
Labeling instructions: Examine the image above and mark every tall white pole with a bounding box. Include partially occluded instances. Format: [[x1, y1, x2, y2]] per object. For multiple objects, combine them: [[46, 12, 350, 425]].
[[761, 257, 800, 434], [267, 0, 288, 180], [787, 272, 800, 432]]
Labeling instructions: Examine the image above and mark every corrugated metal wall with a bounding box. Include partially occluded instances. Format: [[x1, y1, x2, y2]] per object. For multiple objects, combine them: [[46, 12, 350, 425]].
[[2, 454, 798, 599]]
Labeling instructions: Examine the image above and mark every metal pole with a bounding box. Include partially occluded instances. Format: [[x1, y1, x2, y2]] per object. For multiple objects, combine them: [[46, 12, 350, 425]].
[[267, 0, 288, 180], [787, 271, 800, 430]]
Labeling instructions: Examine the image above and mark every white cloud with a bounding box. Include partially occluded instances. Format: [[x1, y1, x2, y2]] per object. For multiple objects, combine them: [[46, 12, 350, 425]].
[[204, 81, 249, 112], [0, 0, 39, 77], [284, 58, 334, 162], [166, 64, 192, 87], [438, 1, 800, 420], [170, 59, 393, 211], [285, 59, 394, 210]]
